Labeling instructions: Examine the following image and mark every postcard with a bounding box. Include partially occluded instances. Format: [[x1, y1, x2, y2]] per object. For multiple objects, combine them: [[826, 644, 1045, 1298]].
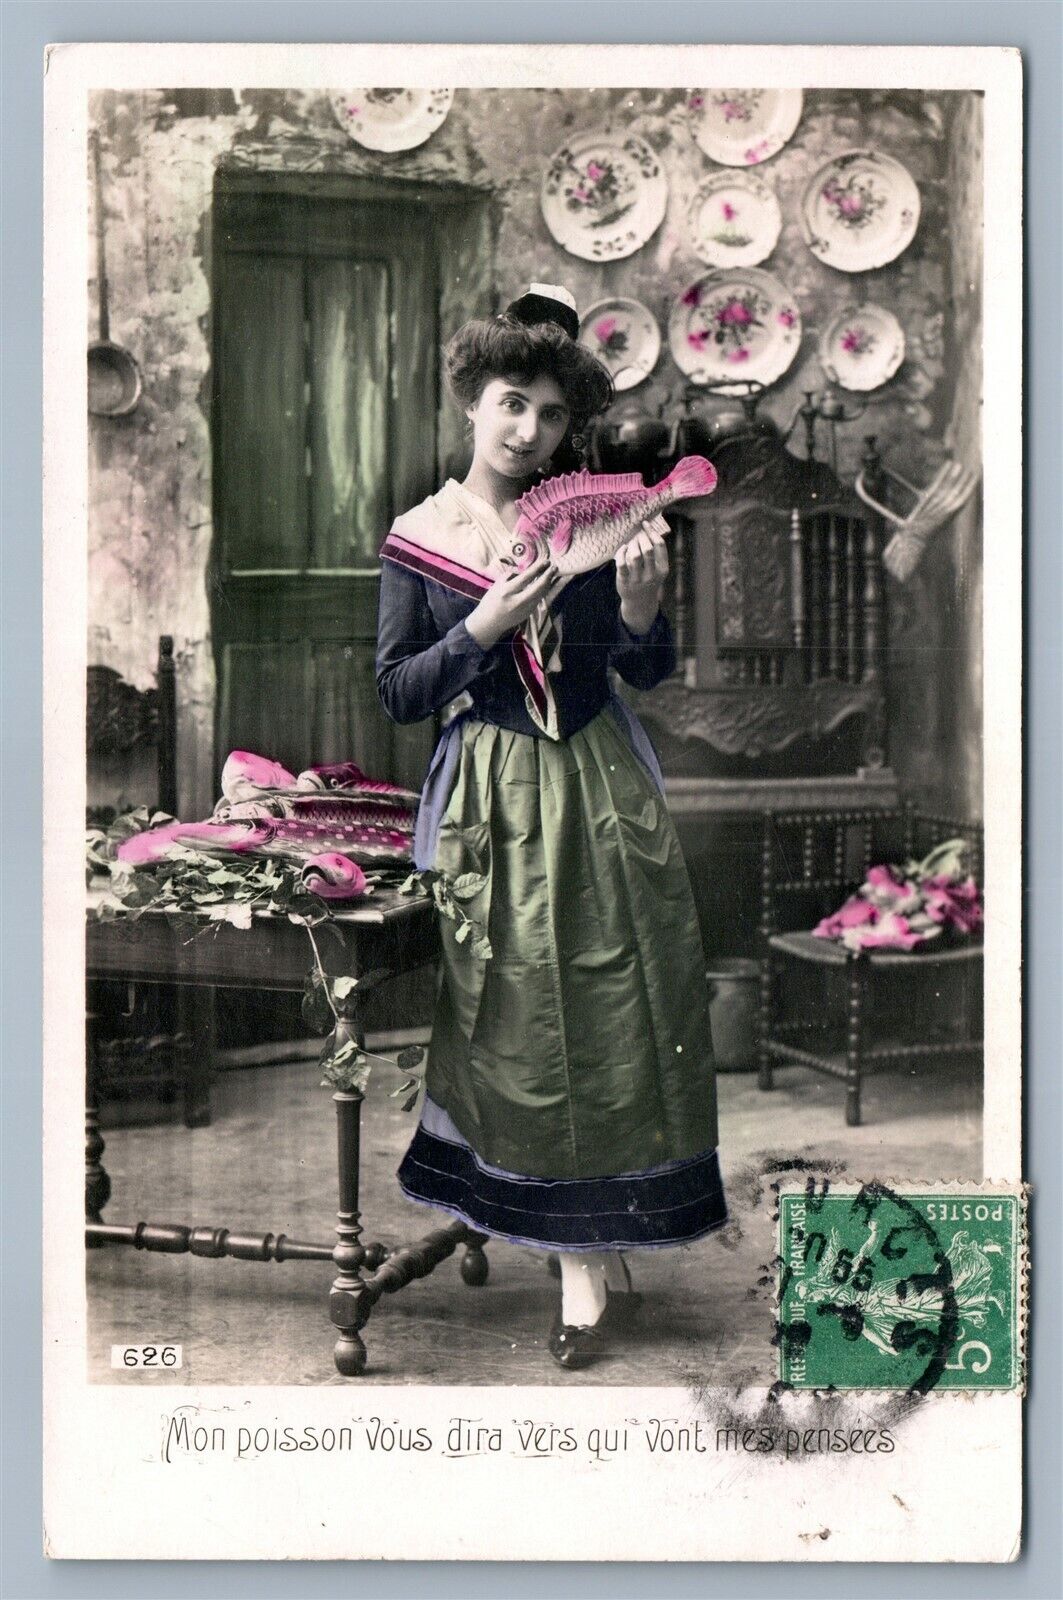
[[43, 40, 1023, 1562]]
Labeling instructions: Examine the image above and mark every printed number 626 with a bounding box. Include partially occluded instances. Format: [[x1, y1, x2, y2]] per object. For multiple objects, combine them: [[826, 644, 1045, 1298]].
[[110, 1344, 182, 1369]]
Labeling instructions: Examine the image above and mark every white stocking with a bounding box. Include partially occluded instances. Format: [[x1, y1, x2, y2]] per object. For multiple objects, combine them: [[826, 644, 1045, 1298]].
[[558, 1252, 608, 1327]]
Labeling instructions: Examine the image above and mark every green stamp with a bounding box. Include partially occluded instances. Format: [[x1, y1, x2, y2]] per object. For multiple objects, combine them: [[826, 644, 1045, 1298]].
[[778, 1184, 1025, 1393]]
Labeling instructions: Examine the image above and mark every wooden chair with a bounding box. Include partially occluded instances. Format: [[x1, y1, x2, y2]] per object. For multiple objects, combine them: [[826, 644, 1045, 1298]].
[[758, 805, 984, 1125], [86, 636, 213, 1130]]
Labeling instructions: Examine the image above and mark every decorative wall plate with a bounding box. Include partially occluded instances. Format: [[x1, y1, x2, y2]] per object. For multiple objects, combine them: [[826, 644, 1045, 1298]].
[[819, 303, 906, 391], [687, 88, 803, 167], [687, 171, 782, 268], [800, 149, 920, 271], [541, 132, 668, 261], [329, 88, 454, 152], [578, 297, 661, 390], [669, 268, 802, 387]]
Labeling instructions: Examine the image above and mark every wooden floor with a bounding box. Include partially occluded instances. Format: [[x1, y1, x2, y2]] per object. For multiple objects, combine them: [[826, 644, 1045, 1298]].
[[87, 1048, 982, 1388]]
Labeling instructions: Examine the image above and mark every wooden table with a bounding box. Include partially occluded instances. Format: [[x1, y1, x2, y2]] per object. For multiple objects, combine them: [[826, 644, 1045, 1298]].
[[85, 884, 489, 1376]]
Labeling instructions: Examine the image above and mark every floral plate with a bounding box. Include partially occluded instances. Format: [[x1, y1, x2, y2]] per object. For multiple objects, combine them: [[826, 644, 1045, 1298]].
[[329, 88, 454, 152], [578, 298, 661, 391], [541, 132, 668, 261], [687, 171, 782, 268], [669, 268, 802, 387], [687, 88, 803, 167], [819, 303, 906, 391], [800, 149, 920, 272]]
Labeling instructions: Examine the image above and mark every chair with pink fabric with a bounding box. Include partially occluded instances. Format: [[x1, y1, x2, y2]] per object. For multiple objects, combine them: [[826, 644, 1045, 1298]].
[[757, 803, 984, 1125]]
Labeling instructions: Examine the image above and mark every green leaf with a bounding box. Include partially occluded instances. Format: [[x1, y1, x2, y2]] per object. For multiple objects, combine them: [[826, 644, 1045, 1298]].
[[472, 936, 494, 961], [320, 1058, 371, 1094], [397, 1045, 425, 1071], [328, 1038, 362, 1069], [454, 920, 472, 943], [301, 974, 333, 1034], [451, 873, 487, 901], [400, 1086, 422, 1113], [388, 1077, 419, 1099], [332, 975, 359, 1000]]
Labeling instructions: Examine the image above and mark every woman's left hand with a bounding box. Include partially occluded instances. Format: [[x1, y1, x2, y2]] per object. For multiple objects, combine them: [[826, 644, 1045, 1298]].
[[616, 516, 669, 635]]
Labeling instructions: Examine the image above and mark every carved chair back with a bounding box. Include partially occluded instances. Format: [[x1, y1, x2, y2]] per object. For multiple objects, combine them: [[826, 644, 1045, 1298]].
[[86, 635, 177, 822], [759, 804, 985, 941]]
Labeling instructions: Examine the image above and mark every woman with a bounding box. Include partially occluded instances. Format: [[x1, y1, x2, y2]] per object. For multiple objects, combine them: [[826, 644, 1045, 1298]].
[[375, 283, 726, 1369]]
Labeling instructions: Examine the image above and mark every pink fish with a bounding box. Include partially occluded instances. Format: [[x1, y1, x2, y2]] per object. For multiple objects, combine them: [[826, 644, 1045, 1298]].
[[221, 750, 298, 803], [300, 853, 368, 900], [508, 457, 718, 577], [116, 819, 276, 865]]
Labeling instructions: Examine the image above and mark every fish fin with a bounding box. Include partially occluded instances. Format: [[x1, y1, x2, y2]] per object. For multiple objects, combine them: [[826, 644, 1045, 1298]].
[[661, 455, 718, 502], [549, 514, 574, 556], [515, 469, 645, 531]]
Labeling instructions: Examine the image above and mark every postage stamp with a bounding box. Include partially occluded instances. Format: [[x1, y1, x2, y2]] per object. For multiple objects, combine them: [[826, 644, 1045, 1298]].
[[777, 1182, 1026, 1393]]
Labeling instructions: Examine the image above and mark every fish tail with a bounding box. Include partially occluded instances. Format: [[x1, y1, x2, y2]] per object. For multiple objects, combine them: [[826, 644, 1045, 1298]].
[[661, 455, 719, 503]]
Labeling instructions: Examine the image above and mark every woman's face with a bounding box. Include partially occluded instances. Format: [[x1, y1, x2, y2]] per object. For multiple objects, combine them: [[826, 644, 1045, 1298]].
[[465, 373, 571, 481]]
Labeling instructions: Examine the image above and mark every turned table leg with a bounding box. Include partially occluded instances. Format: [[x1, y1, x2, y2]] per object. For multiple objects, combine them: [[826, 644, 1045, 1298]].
[[330, 1089, 371, 1376], [179, 984, 214, 1129], [85, 1001, 111, 1234], [460, 1230, 490, 1286]]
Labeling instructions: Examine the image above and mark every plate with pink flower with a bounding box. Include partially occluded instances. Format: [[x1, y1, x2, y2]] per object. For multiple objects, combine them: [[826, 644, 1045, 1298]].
[[668, 268, 802, 386], [687, 171, 782, 268], [329, 88, 454, 152], [800, 149, 920, 272], [541, 132, 668, 261], [687, 88, 803, 167], [578, 297, 661, 391], [819, 303, 906, 391]]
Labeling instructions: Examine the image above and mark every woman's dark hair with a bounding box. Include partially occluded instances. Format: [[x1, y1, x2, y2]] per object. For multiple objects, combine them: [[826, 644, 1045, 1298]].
[[443, 314, 614, 470]]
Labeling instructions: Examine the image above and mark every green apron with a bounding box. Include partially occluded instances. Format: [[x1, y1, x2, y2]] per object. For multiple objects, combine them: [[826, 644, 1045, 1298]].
[[425, 709, 719, 1181]]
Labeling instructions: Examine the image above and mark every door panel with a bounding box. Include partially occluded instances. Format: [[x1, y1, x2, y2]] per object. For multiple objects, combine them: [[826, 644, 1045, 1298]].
[[216, 255, 307, 572], [217, 640, 314, 777], [212, 182, 438, 791], [307, 258, 391, 568]]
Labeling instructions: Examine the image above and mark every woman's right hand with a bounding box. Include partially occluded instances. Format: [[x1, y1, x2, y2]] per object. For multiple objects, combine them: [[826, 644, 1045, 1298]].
[[464, 545, 560, 650]]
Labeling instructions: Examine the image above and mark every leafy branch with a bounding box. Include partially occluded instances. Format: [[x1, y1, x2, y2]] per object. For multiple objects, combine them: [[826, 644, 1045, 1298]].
[[85, 812, 493, 1110], [398, 868, 493, 961]]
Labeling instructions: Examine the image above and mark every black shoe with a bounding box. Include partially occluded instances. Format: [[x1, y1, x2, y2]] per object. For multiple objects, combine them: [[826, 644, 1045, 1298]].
[[599, 1256, 643, 1331], [548, 1311, 607, 1370]]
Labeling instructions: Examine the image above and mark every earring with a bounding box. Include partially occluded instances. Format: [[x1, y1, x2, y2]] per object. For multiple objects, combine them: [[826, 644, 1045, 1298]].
[[570, 432, 587, 465]]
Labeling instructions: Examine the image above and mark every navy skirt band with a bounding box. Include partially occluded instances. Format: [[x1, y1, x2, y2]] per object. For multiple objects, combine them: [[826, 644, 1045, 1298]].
[[398, 1098, 728, 1252]]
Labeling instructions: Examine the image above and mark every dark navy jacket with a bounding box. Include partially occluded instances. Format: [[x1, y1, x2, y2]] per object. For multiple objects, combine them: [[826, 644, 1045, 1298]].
[[375, 556, 676, 740]]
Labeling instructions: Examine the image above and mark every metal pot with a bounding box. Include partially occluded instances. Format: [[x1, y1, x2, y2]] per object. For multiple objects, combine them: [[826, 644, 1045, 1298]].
[[591, 399, 671, 477], [88, 130, 142, 418], [705, 958, 760, 1073]]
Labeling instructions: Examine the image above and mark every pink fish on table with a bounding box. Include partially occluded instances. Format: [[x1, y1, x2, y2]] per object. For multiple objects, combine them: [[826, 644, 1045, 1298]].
[[507, 456, 718, 576]]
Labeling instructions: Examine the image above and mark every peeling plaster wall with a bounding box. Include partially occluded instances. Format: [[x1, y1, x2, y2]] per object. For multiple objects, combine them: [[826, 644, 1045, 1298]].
[[88, 86, 982, 820]]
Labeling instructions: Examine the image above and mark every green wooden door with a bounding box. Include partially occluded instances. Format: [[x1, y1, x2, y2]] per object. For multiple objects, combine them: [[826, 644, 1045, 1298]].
[[211, 181, 438, 791]]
